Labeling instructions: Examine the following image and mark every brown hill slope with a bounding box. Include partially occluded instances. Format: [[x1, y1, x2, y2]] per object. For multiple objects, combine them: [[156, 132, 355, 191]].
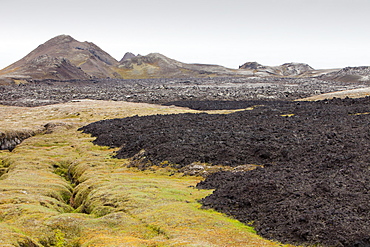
[[1, 55, 91, 81], [0, 35, 120, 81]]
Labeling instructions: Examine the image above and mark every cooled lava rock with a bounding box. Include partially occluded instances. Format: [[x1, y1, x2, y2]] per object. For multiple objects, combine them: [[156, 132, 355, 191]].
[[80, 97, 370, 247]]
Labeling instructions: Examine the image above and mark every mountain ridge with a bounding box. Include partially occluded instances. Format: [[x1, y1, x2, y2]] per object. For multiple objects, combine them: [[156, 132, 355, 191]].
[[0, 34, 367, 83]]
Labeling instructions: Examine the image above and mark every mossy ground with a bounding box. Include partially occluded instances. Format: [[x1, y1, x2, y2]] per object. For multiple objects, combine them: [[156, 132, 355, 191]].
[[0, 100, 295, 246]]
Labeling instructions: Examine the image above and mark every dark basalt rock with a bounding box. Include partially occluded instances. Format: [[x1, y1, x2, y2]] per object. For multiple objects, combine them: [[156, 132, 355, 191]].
[[239, 62, 266, 70], [80, 97, 370, 247]]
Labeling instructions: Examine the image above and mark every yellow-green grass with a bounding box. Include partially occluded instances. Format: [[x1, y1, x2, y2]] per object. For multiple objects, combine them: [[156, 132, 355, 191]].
[[0, 100, 296, 246]]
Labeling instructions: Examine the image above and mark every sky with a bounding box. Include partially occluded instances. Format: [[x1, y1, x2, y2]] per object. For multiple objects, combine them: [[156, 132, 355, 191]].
[[1, 0, 370, 70]]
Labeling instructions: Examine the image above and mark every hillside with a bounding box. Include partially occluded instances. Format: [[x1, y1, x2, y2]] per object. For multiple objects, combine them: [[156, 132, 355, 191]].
[[0, 35, 120, 81], [239, 62, 315, 77], [1, 55, 91, 82], [116, 53, 247, 78]]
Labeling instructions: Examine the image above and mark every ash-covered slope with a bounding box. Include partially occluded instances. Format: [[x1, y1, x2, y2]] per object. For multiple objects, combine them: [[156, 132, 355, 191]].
[[0, 35, 120, 82], [2, 55, 91, 81], [319, 66, 370, 83]]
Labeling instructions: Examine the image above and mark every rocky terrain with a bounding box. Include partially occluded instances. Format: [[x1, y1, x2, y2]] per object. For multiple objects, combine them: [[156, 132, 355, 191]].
[[1, 33, 370, 247], [0, 81, 369, 246], [2, 100, 286, 246], [80, 98, 370, 247], [0, 77, 369, 107]]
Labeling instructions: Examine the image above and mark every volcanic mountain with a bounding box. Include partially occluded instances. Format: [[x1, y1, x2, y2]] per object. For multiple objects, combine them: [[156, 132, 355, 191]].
[[0, 35, 120, 82]]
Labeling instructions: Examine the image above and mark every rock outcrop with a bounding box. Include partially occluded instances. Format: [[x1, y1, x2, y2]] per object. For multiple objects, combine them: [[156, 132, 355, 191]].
[[0, 128, 42, 151], [239, 62, 266, 70], [119, 52, 136, 63], [239, 62, 314, 77], [278, 63, 314, 76]]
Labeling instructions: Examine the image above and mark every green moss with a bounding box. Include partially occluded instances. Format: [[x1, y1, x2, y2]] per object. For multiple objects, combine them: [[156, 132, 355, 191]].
[[146, 224, 169, 239], [52, 160, 74, 185], [90, 206, 115, 217], [54, 229, 66, 247], [202, 208, 257, 234], [0, 157, 11, 168]]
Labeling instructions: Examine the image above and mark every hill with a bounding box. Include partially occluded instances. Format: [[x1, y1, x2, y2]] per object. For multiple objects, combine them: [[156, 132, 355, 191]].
[[238, 62, 315, 77], [0, 35, 120, 82]]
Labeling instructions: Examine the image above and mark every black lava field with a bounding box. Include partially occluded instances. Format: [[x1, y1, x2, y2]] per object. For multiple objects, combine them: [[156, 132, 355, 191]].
[[80, 98, 370, 247]]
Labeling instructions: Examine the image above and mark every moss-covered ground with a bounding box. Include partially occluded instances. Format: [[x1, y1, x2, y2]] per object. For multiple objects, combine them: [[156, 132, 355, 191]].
[[0, 100, 294, 246]]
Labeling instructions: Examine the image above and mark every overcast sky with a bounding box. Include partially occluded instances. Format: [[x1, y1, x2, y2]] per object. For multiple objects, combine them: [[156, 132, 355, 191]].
[[1, 0, 369, 70]]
